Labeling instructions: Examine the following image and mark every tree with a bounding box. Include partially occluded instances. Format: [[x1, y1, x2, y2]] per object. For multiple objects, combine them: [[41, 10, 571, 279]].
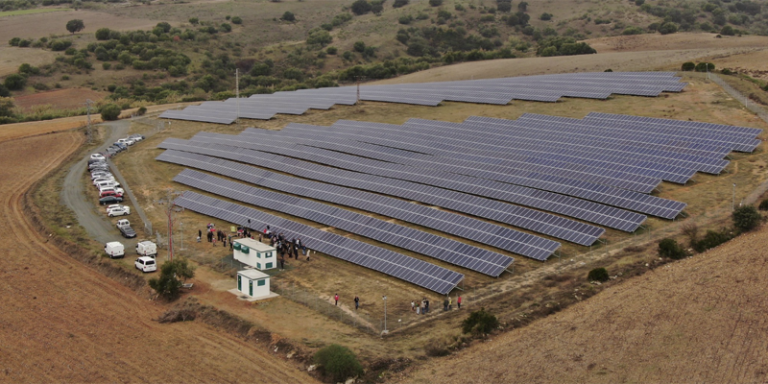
[[220, 23, 232, 32], [306, 29, 333, 46], [353, 41, 366, 52], [313, 345, 363, 383], [517, 1, 528, 11], [497, 1, 511, 12], [694, 62, 715, 72], [148, 258, 195, 301], [281, 11, 295, 21], [392, 0, 408, 7], [733, 205, 762, 232], [66, 19, 85, 35], [189, 17, 199, 25], [4, 74, 26, 91], [587, 267, 609, 282], [540, 12, 552, 20], [351, 0, 372, 15], [428, 0, 442, 6], [720, 25, 736, 36], [231, 16, 242, 24], [0, 84, 9, 97], [658, 238, 687, 259], [100, 104, 121, 121], [681, 62, 695, 71], [462, 308, 499, 335]]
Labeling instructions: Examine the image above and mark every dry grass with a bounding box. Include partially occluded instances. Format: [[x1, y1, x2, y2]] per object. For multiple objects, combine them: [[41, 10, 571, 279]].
[[0, 46, 58, 77], [13, 88, 106, 112]]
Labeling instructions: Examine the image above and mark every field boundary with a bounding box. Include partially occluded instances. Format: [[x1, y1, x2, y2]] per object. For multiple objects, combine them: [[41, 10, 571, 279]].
[[710, 73, 768, 124]]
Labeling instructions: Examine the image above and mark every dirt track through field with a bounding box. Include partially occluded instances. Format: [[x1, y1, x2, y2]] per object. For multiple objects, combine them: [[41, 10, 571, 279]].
[[0, 130, 316, 382]]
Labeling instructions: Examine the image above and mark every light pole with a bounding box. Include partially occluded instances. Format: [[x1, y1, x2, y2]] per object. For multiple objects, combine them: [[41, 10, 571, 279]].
[[382, 295, 388, 333]]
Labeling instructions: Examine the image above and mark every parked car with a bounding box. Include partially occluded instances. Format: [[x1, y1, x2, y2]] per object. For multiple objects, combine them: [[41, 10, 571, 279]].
[[105, 204, 124, 212], [99, 196, 124, 205], [116, 219, 131, 229], [136, 241, 157, 257], [105, 241, 125, 258], [135, 256, 156, 273], [93, 177, 116, 186], [117, 138, 136, 146], [88, 162, 108, 170], [105, 148, 117, 157], [88, 158, 105, 165], [107, 205, 131, 217], [99, 189, 123, 199], [97, 181, 121, 191], [90, 153, 105, 161], [113, 142, 127, 150], [119, 225, 136, 239], [91, 172, 112, 180], [129, 134, 145, 141]]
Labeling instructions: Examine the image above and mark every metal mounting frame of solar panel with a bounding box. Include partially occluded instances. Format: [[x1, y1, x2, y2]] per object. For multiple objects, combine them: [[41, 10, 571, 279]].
[[585, 112, 762, 138], [464, 116, 733, 160], [393, 78, 680, 95], [162, 150, 605, 248], [323, 119, 698, 184], [173, 169, 523, 269], [518, 114, 760, 154], [158, 149, 603, 247], [263, 123, 686, 218], [181, 105, 277, 120], [397, 119, 700, 183], [200, 100, 315, 114], [403, 117, 720, 178], [173, 192, 464, 294], [456, 116, 732, 173], [171, 137, 651, 229], [159, 110, 236, 124], [236, 127, 662, 197], [269, 123, 662, 193]]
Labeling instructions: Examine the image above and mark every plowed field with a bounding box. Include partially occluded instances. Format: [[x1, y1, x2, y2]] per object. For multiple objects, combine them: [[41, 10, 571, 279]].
[[399, 226, 768, 383], [13, 88, 106, 111], [0, 129, 316, 382]]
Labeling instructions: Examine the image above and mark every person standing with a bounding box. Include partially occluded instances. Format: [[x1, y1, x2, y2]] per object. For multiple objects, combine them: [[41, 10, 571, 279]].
[[354, 296, 359, 310], [425, 299, 429, 313], [198, 229, 202, 240], [457, 295, 462, 309], [229, 239, 233, 250], [443, 297, 449, 311], [448, 296, 452, 310], [292, 243, 299, 259], [334, 293, 339, 306], [280, 257, 285, 270], [411, 301, 416, 312]]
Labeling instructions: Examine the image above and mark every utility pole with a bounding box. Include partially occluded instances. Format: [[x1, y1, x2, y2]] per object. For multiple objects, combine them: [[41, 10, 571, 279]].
[[733, 183, 736, 211], [235, 68, 240, 125], [163, 189, 185, 261], [85, 99, 93, 144]]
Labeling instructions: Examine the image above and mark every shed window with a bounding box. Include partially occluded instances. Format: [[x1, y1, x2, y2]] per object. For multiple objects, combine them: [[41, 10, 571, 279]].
[[257, 279, 266, 286]]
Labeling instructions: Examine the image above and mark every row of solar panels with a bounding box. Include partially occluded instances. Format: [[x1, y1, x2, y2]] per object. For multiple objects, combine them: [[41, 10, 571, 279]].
[[174, 192, 464, 294], [159, 72, 688, 124]]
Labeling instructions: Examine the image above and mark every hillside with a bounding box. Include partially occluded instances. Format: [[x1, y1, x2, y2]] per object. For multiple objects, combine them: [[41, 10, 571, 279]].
[[397, 223, 768, 383]]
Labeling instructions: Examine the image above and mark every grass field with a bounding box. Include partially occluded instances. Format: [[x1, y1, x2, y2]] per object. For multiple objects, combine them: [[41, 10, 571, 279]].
[[0, 7, 68, 17], [98, 71, 768, 365]]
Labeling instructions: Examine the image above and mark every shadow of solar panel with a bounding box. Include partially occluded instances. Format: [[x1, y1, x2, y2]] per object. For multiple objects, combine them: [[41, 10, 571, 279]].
[[173, 192, 464, 294]]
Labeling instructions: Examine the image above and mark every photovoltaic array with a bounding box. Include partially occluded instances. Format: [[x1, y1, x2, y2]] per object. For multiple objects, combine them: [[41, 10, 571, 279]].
[[159, 72, 687, 124], [157, 112, 760, 293]]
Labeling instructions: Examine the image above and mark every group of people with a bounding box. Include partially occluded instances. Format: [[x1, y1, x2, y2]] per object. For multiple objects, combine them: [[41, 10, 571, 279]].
[[264, 226, 308, 261], [332, 294, 361, 310], [411, 295, 462, 314], [197, 224, 230, 248]]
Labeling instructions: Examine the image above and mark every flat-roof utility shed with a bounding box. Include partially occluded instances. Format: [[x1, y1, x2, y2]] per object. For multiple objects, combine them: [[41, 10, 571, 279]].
[[237, 270, 271, 299], [233, 238, 277, 271]]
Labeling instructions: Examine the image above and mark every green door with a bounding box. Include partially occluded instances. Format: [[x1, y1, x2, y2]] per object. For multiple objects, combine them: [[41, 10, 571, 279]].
[[249, 280, 253, 296], [238, 275, 241, 291]]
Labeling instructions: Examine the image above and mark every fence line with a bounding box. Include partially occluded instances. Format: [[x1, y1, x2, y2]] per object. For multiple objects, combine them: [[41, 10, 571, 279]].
[[709, 73, 768, 124]]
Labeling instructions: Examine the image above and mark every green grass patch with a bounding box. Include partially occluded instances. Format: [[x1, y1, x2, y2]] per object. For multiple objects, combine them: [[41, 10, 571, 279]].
[[0, 8, 69, 17]]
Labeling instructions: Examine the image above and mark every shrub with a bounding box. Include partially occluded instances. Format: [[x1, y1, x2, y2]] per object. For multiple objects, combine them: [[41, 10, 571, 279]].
[[693, 229, 733, 252], [95, 28, 111, 40], [353, 41, 366, 52], [681, 62, 696, 71], [721, 68, 733, 75], [622, 26, 644, 35], [4, 74, 26, 91], [759, 199, 768, 211], [102, 63, 112, 70], [694, 62, 715, 72], [658, 22, 678, 35], [658, 238, 687, 259], [0, 84, 9, 98], [100, 104, 122, 120], [8, 37, 20, 46], [540, 12, 552, 20], [281, 11, 296, 22], [393, 0, 408, 7], [326, 46, 338, 54], [428, 0, 442, 6], [231, 16, 242, 24], [720, 25, 736, 36], [307, 29, 333, 46], [497, 2, 511, 12], [189, 17, 199, 25], [587, 267, 609, 282], [462, 308, 499, 335], [148, 258, 195, 301], [733, 205, 761, 232], [313, 344, 363, 383], [351, 0, 372, 14], [220, 23, 232, 32], [399, 15, 413, 24]]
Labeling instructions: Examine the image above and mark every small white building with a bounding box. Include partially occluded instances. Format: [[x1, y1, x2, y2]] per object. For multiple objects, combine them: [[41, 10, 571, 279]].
[[233, 238, 277, 271], [237, 269, 271, 299]]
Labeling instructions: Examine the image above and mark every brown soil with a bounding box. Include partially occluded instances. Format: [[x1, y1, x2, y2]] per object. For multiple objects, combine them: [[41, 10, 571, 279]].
[[13, 88, 106, 111], [0, 129, 317, 382], [397, 226, 768, 383]]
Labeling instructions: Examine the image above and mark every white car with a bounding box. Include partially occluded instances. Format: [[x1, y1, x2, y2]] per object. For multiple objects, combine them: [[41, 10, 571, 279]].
[[107, 206, 131, 217], [91, 172, 112, 180], [135, 256, 157, 273], [90, 153, 105, 161], [105, 204, 123, 213], [118, 138, 136, 146], [116, 219, 130, 229], [93, 177, 116, 186]]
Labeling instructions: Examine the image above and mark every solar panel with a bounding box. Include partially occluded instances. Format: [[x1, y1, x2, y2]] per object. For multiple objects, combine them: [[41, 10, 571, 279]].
[[174, 192, 464, 294]]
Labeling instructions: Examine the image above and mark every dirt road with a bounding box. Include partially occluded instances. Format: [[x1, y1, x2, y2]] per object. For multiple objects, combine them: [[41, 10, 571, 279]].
[[0, 129, 316, 382]]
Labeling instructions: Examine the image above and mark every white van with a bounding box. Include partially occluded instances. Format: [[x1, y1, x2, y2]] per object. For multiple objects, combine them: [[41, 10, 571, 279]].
[[105, 241, 125, 258], [136, 241, 157, 257], [135, 257, 157, 273]]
